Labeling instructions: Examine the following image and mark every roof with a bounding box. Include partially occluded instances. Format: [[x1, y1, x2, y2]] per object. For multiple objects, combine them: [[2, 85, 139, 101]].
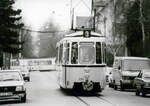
[[0, 70, 21, 72], [115, 56, 149, 60], [65, 31, 104, 37], [141, 69, 150, 72]]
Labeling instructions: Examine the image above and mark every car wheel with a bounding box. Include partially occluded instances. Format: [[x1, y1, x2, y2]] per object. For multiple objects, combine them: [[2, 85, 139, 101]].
[[60, 86, 64, 90], [114, 84, 117, 90], [108, 83, 111, 87], [142, 91, 146, 97], [135, 89, 140, 96], [120, 82, 124, 91], [135, 85, 140, 96], [113, 81, 117, 90], [28, 78, 30, 82], [21, 94, 26, 103]]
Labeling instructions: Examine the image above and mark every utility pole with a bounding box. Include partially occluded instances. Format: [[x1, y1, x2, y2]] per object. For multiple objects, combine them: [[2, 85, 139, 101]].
[[113, 0, 116, 57], [19, 29, 22, 58], [139, 0, 145, 48], [113, 0, 116, 37], [93, 8, 96, 32], [71, 8, 74, 30]]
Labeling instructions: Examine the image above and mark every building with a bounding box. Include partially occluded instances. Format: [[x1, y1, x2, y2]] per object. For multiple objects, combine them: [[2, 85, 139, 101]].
[[91, 0, 135, 56]]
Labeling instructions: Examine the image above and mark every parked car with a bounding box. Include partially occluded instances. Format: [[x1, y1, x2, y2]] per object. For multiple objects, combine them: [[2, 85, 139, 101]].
[[112, 57, 150, 91], [0, 70, 26, 102], [134, 69, 150, 96], [10, 66, 30, 82]]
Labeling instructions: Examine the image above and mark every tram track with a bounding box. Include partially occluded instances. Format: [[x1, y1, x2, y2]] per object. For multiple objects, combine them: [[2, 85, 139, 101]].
[[44, 71, 118, 106], [73, 92, 118, 106], [95, 96, 118, 106], [75, 95, 91, 106], [45, 71, 118, 106]]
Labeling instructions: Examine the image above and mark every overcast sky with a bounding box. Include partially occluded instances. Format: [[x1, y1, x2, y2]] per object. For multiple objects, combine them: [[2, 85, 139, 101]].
[[14, 0, 91, 30]]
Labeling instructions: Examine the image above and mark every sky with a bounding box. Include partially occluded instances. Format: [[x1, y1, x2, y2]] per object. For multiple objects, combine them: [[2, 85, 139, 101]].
[[13, 0, 92, 58], [14, 0, 92, 30]]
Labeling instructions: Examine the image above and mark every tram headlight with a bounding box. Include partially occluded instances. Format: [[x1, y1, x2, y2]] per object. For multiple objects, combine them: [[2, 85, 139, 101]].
[[83, 30, 91, 38]]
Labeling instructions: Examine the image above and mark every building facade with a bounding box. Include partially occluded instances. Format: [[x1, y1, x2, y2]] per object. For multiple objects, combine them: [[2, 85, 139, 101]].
[[91, 0, 135, 56]]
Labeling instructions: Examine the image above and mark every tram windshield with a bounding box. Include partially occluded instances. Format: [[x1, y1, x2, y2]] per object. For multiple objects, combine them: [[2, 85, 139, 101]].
[[79, 46, 95, 64], [71, 42, 104, 64]]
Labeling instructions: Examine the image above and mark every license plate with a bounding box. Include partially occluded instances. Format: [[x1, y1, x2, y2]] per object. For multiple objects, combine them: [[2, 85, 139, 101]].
[[0, 92, 13, 96]]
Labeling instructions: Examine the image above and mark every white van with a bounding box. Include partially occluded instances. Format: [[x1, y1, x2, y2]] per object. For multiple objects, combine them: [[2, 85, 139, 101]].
[[112, 57, 150, 90]]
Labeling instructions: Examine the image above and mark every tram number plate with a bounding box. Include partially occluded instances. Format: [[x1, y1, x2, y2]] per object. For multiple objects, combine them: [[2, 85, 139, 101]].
[[0, 92, 13, 96]]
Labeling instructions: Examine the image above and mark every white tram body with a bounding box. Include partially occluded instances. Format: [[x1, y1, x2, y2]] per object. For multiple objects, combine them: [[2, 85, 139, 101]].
[[56, 30, 106, 92]]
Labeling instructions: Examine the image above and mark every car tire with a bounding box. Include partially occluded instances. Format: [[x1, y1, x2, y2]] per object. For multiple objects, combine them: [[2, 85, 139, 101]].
[[60, 86, 64, 90], [28, 78, 30, 82], [113, 81, 117, 90], [108, 83, 111, 88], [120, 82, 124, 91], [114, 84, 117, 90], [135, 85, 140, 96], [135, 89, 140, 96], [142, 91, 146, 97], [21, 94, 26, 103]]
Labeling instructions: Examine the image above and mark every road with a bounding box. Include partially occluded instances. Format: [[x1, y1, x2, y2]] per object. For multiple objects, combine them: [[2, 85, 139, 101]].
[[0, 71, 150, 106]]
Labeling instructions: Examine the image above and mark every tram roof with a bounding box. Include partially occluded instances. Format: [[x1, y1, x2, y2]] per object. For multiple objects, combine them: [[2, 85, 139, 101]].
[[56, 31, 105, 46], [65, 31, 104, 37]]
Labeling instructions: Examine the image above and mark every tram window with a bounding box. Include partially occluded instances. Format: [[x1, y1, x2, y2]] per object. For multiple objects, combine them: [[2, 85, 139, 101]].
[[96, 42, 102, 64], [71, 42, 78, 64], [102, 43, 106, 63], [59, 44, 63, 64], [66, 43, 70, 64], [64, 43, 70, 64], [79, 46, 95, 64], [56, 47, 58, 64]]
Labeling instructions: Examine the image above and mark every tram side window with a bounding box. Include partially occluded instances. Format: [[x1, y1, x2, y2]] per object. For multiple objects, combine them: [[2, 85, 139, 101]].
[[56, 47, 58, 64], [59, 44, 63, 64], [96, 42, 102, 64], [102, 42, 106, 63], [71, 42, 78, 64], [64, 43, 70, 64]]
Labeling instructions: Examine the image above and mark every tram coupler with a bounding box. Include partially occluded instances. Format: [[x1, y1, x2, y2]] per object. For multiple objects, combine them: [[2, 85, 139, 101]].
[[82, 80, 94, 91]]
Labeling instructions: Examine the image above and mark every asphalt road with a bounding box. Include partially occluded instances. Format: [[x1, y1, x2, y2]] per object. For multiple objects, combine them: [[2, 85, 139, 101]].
[[0, 71, 150, 106]]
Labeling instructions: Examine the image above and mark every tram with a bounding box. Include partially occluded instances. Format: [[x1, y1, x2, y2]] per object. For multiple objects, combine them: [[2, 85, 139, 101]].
[[56, 29, 106, 92]]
